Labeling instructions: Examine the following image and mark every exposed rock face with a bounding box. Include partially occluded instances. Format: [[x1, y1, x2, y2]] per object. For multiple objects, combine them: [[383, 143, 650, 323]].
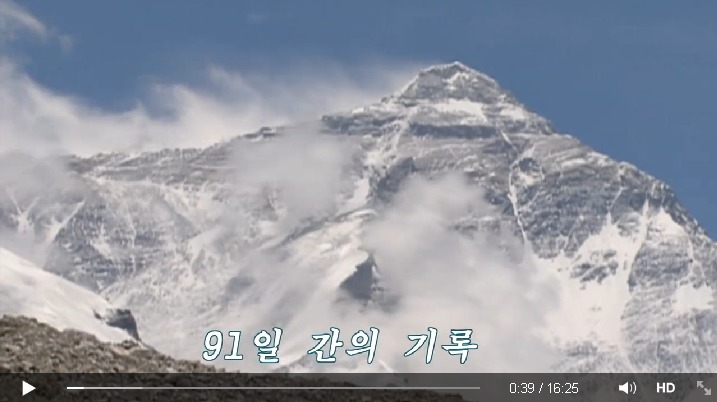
[[97, 309, 141, 341]]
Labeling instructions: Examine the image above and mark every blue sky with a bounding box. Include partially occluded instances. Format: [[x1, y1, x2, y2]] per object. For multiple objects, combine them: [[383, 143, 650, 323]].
[[3, 1, 717, 235]]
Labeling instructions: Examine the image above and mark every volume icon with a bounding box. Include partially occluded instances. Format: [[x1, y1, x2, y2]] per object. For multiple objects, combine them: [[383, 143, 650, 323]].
[[618, 381, 637, 394]]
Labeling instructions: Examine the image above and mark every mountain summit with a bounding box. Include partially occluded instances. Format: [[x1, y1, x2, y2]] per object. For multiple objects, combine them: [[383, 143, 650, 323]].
[[394, 61, 507, 104], [0, 62, 715, 373], [327, 62, 554, 139]]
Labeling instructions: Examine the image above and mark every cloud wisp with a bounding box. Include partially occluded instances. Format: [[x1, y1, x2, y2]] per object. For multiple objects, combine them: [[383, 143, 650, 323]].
[[226, 122, 362, 233], [0, 0, 47, 40], [0, 55, 418, 158]]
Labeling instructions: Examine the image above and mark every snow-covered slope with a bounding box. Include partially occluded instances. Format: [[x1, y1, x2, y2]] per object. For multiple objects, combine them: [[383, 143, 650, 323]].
[[0, 61, 715, 373], [0, 247, 138, 343]]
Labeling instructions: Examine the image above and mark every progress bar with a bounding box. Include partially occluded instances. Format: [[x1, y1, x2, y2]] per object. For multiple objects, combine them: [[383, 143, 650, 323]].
[[67, 386, 481, 391]]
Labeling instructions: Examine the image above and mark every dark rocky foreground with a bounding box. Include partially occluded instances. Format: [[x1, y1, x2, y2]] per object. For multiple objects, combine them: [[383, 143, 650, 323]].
[[0, 315, 468, 401]]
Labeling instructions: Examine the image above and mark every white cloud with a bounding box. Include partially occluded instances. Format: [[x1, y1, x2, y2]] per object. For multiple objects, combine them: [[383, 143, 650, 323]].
[[190, 170, 561, 374], [0, 0, 47, 40], [358, 174, 561, 372], [226, 123, 361, 232], [0, 56, 419, 157]]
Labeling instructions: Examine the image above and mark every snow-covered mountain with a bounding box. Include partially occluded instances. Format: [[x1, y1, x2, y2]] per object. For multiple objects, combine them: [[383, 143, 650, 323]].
[[0, 247, 139, 343], [0, 61, 715, 373]]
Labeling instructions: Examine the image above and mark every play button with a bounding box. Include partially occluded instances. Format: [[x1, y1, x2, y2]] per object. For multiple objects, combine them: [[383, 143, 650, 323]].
[[22, 381, 35, 396]]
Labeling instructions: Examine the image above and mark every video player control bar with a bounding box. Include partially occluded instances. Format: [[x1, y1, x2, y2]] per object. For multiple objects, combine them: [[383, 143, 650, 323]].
[[5, 373, 716, 401]]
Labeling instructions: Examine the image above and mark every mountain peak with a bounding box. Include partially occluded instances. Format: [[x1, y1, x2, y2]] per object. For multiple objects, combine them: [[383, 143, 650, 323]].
[[327, 60, 554, 137], [393, 61, 506, 104], [419, 61, 481, 77]]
